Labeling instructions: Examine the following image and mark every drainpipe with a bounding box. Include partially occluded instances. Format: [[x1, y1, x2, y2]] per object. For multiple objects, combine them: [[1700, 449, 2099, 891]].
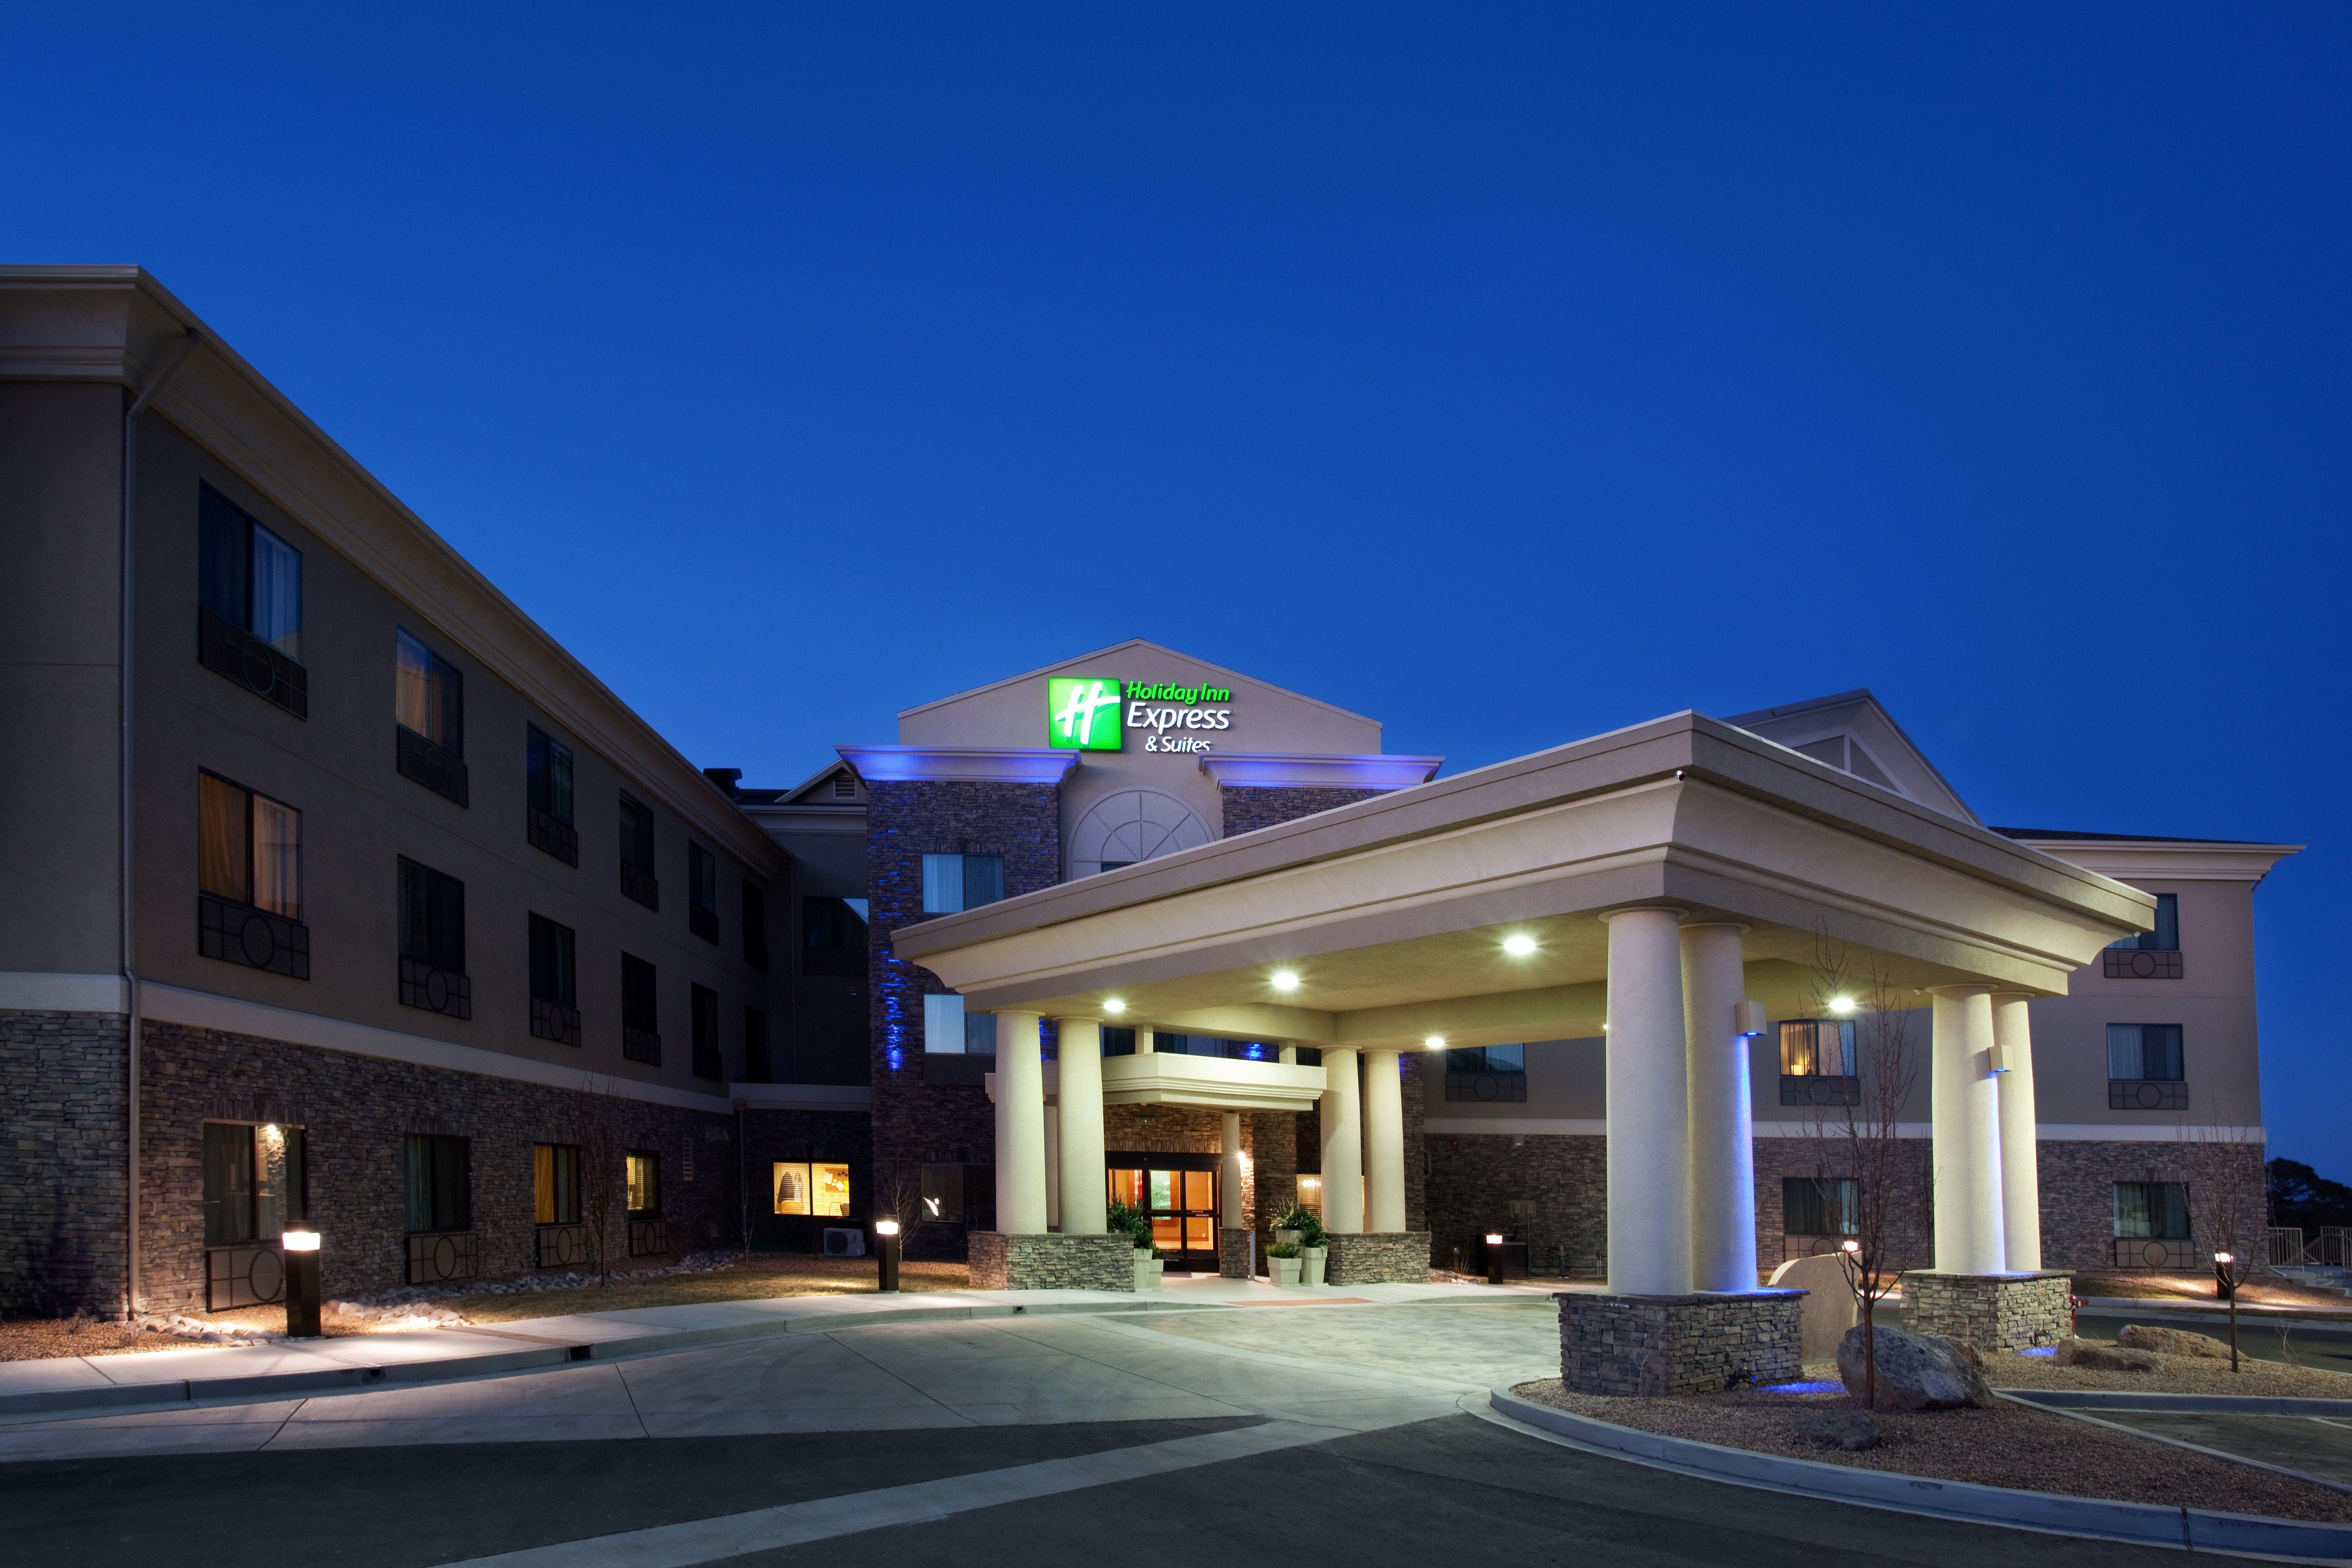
[[121, 328, 198, 1320]]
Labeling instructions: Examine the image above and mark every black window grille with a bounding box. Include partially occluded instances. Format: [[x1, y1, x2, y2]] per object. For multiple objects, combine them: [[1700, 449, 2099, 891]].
[[526, 726, 579, 865], [1445, 1044, 1528, 1102], [397, 857, 470, 1018], [691, 983, 722, 1080], [196, 484, 308, 718], [2105, 894, 2182, 976], [528, 914, 581, 1045], [688, 842, 720, 942], [619, 791, 659, 909]]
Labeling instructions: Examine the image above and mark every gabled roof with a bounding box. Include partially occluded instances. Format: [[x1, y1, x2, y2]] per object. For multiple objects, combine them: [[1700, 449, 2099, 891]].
[[1719, 689, 1978, 825], [896, 638, 1380, 729]]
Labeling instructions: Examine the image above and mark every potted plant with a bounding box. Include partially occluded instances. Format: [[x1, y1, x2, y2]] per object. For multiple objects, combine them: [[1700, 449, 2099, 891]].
[[1277, 1205, 1328, 1286], [1110, 1200, 1160, 1291], [1268, 1241, 1303, 1286]]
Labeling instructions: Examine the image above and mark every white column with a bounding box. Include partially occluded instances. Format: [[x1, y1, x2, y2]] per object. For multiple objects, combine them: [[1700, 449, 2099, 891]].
[[1363, 1048, 1405, 1233], [1681, 922, 1757, 1293], [1044, 1102, 1060, 1230], [1991, 993, 2042, 1272], [1929, 986, 2007, 1274], [1056, 1018, 1108, 1234], [1602, 906, 1692, 1296], [993, 1010, 1048, 1234], [1321, 1046, 1365, 1234], [1220, 1111, 1244, 1229]]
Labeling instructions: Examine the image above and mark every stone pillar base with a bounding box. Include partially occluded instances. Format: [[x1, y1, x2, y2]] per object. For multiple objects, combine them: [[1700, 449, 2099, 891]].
[[1558, 1289, 1803, 1396], [1903, 1271, 2069, 1352], [1325, 1232, 1430, 1285], [1218, 1227, 1256, 1279], [968, 1232, 1136, 1292]]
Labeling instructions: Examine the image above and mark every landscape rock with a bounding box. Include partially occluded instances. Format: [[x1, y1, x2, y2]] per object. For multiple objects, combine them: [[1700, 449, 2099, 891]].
[[2118, 1323, 2229, 1359], [2054, 1336, 2161, 1371], [1791, 1410, 1881, 1451], [1835, 1325, 1994, 1410]]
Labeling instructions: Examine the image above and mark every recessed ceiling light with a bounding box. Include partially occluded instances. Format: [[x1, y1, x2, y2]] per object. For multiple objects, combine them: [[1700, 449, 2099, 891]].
[[1424, 1035, 1445, 1050], [1271, 971, 1299, 992], [1829, 996, 1856, 1015], [1104, 999, 1126, 1014], [1503, 934, 1537, 956]]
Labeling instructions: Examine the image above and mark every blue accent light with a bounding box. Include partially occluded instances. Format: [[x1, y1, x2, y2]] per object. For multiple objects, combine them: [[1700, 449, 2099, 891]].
[[1758, 1378, 1844, 1395]]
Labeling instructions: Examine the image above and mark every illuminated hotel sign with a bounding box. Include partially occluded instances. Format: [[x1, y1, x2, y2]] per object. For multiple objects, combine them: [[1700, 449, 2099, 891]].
[[1047, 677, 1235, 755]]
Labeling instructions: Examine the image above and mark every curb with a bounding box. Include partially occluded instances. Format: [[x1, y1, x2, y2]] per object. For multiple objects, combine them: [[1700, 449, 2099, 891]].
[[1486, 1385, 2352, 1561], [2001, 1388, 2352, 1417], [0, 1289, 1363, 1422]]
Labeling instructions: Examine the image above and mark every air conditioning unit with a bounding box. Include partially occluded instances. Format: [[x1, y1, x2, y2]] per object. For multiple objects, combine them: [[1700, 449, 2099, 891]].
[[823, 1227, 867, 1258]]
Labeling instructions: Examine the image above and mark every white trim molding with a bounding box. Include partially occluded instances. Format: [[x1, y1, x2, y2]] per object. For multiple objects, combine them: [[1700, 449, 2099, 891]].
[[836, 745, 1076, 786], [0, 972, 131, 1013], [1424, 1114, 2265, 1144], [1201, 752, 1444, 791]]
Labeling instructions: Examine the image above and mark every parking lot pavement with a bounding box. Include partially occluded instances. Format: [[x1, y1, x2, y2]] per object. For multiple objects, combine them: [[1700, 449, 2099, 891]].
[[2087, 1408, 2352, 1486]]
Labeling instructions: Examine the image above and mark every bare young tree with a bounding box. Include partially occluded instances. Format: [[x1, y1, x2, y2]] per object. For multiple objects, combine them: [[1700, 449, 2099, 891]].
[[575, 1074, 628, 1287], [2179, 1101, 2266, 1370], [1800, 933, 1926, 1412], [876, 1162, 931, 1257]]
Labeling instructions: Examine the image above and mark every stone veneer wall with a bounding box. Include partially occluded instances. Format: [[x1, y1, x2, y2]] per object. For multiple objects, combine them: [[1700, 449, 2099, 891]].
[[968, 1231, 1135, 1291], [135, 1019, 739, 1309], [1217, 1226, 1255, 1278], [2037, 1138, 2267, 1274], [0, 1010, 129, 1316], [1904, 1271, 2071, 1352], [1249, 1109, 1298, 1267], [1558, 1290, 1804, 1396], [1325, 1231, 1430, 1285], [863, 780, 1061, 1258], [1750, 1135, 1933, 1278], [1426, 1131, 1608, 1278], [1218, 785, 1390, 839], [739, 1109, 875, 1252]]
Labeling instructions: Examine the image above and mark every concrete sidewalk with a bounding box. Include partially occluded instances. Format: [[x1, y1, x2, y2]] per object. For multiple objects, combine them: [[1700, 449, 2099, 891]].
[[0, 1276, 1552, 1421]]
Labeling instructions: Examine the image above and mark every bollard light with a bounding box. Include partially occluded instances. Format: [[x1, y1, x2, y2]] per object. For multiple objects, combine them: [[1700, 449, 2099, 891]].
[[282, 1229, 323, 1338], [875, 1219, 902, 1293], [1485, 1233, 1506, 1286], [2213, 1251, 2241, 1369]]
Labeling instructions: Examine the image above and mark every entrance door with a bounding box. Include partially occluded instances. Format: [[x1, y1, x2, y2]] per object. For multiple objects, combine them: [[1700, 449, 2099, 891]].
[[1107, 1158, 1220, 1273]]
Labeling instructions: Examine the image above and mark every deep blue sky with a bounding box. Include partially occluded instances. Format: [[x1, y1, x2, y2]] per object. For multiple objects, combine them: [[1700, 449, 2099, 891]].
[[9, 7, 2345, 1164]]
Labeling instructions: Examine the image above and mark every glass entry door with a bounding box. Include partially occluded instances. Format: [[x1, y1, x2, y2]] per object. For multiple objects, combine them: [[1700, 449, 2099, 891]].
[[1107, 1158, 1219, 1273]]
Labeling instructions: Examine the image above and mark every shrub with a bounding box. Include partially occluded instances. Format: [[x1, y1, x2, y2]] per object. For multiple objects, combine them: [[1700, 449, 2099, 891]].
[[1275, 1205, 1326, 1249], [1269, 1242, 1301, 1259], [1107, 1199, 1153, 1250]]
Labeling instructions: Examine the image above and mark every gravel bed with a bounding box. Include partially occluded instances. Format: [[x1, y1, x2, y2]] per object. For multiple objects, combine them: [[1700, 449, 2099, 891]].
[[1510, 1377, 2352, 1523], [1990, 1345, 2352, 1399], [0, 1316, 209, 1360]]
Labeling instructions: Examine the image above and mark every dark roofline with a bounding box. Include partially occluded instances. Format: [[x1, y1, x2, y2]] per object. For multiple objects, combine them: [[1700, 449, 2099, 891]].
[[1991, 827, 2281, 846]]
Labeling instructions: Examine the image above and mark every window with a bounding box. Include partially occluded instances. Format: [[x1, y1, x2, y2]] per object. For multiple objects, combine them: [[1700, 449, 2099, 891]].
[[691, 983, 722, 1080], [1779, 1019, 1858, 1105], [2106, 893, 2183, 978], [688, 842, 720, 942], [771, 1161, 851, 1217], [526, 726, 578, 865], [922, 853, 1005, 915], [744, 1005, 770, 1083], [742, 882, 769, 970], [1102, 1025, 1137, 1057], [395, 629, 468, 804], [802, 896, 869, 976], [1445, 1044, 1528, 1102], [528, 914, 580, 1045], [196, 771, 309, 979], [1152, 1034, 1279, 1061], [2107, 1023, 2187, 1108], [922, 993, 996, 1054], [1782, 1177, 1859, 1237], [2109, 893, 2181, 951], [626, 1151, 661, 1216], [621, 953, 661, 1063], [202, 1122, 307, 1245], [403, 1133, 471, 1233], [618, 791, 658, 909], [2114, 1181, 2190, 1240], [196, 485, 307, 717], [921, 1162, 994, 1229], [534, 1143, 581, 1225], [397, 857, 470, 1017]]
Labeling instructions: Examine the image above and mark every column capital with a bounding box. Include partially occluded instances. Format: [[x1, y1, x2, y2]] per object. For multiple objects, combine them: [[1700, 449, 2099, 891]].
[[1597, 904, 1690, 925], [1987, 989, 2040, 1002], [1677, 919, 1750, 935], [1926, 983, 1996, 998]]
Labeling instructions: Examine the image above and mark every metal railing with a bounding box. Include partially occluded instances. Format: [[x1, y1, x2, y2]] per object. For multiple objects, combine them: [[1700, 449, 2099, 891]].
[[530, 996, 582, 1047], [2109, 1079, 2189, 1111], [621, 861, 659, 910], [2112, 1236, 2196, 1270], [205, 1243, 286, 1310], [407, 1230, 479, 1285], [2105, 948, 2183, 980], [627, 1219, 669, 1258], [396, 724, 470, 806], [535, 1223, 592, 1269], [198, 893, 310, 980], [1445, 1071, 1527, 1103], [527, 806, 579, 866], [198, 604, 309, 719], [1780, 1074, 1861, 1107], [622, 1025, 662, 1065], [399, 957, 472, 1019]]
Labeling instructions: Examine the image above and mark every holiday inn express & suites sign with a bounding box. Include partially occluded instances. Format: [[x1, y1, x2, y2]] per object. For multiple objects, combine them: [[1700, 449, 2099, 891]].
[[1047, 677, 1234, 755]]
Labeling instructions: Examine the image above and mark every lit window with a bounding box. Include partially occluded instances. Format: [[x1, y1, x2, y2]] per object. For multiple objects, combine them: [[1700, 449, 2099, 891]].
[[922, 853, 1005, 915], [395, 628, 463, 751], [198, 771, 302, 919], [923, 993, 996, 1054], [772, 1161, 851, 1217], [200, 485, 303, 662], [1779, 1020, 1855, 1078], [2106, 1024, 2185, 1082], [534, 1143, 581, 1225], [2113, 1181, 2189, 1240], [626, 1151, 661, 1216]]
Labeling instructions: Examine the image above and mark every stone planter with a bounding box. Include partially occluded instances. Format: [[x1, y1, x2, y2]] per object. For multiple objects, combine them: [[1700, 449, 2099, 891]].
[[1301, 1246, 1327, 1286], [1133, 1252, 1163, 1291], [1272, 1255, 1303, 1286]]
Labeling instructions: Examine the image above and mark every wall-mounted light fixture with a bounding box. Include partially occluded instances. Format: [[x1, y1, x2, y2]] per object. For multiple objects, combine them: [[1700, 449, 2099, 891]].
[[1732, 1001, 1768, 1038]]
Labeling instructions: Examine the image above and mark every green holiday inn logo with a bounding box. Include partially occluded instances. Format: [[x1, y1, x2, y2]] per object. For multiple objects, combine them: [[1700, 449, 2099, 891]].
[[1047, 677, 1125, 750]]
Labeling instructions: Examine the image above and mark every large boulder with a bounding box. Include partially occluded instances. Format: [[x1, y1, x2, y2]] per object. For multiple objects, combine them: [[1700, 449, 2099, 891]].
[[1835, 1325, 1994, 1410], [2054, 1336, 2161, 1371], [2119, 1323, 2229, 1359]]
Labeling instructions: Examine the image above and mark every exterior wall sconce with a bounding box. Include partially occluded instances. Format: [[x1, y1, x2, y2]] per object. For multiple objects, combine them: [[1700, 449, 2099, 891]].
[[1733, 1001, 1768, 1037], [282, 1229, 322, 1338]]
